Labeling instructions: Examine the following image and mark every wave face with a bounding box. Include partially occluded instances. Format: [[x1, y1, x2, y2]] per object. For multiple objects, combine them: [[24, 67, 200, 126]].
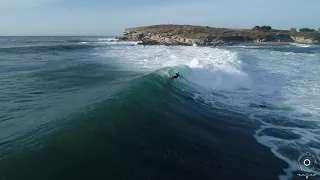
[[1, 37, 320, 180]]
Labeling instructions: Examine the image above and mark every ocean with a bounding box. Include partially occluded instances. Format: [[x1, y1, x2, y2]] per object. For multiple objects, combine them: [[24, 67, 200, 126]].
[[0, 36, 320, 180]]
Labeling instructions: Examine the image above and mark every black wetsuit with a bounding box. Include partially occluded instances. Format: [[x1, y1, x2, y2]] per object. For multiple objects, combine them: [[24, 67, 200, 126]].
[[171, 73, 180, 80]]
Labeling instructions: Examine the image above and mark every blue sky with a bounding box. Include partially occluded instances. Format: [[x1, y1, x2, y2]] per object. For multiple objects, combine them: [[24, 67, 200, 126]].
[[0, 0, 319, 36]]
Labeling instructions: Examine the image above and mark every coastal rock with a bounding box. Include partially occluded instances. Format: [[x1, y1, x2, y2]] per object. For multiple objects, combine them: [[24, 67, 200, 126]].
[[291, 36, 319, 44], [123, 25, 320, 46], [138, 40, 159, 45]]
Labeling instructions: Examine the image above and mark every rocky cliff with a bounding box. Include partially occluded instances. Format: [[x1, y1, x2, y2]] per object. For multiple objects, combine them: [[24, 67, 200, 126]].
[[123, 25, 320, 46], [291, 34, 320, 44]]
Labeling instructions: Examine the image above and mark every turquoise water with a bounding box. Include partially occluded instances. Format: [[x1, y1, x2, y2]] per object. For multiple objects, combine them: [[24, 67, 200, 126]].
[[0, 37, 320, 180]]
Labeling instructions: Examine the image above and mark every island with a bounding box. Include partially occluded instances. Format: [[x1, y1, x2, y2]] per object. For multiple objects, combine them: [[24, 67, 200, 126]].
[[122, 24, 320, 46]]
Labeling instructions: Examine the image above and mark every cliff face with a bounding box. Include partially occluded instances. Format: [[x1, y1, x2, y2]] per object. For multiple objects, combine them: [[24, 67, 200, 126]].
[[123, 25, 211, 46], [123, 25, 320, 46]]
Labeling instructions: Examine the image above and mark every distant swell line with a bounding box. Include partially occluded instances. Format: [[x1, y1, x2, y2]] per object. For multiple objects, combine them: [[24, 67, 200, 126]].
[[0, 44, 102, 53]]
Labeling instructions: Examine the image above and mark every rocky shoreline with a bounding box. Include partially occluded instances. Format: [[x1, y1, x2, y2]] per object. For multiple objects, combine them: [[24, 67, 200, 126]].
[[122, 25, 320, 46]]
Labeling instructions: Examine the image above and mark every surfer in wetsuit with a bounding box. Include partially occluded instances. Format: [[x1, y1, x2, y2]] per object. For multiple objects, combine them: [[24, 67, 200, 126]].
[[170, 72, 180, 80]]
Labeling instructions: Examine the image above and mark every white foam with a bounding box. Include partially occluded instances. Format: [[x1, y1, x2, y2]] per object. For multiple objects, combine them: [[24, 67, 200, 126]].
[[291, 43, 311, 48], [184, 59, 251, 91], [97, 38, 118, 42], [254, 123, 320, 180], [92, 37, 142, 46], [246, 47, 320, 178], [105, 46, 251, 90], [97, 41, 141, 46]]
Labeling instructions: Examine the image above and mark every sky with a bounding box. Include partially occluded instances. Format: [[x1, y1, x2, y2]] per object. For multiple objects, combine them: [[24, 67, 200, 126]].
[[0, 0, 319, 36]]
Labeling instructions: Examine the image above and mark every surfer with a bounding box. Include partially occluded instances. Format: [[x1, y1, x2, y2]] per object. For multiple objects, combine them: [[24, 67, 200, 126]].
[[170, 72, 180, 80]]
